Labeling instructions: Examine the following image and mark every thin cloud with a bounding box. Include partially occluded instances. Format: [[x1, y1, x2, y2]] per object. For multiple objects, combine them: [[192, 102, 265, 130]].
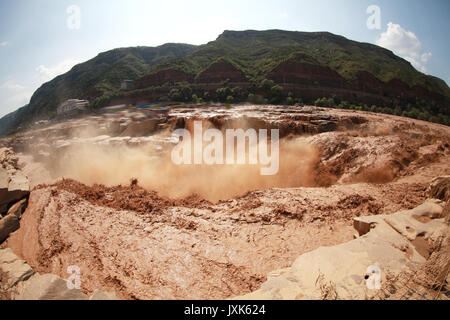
[[0, 80, 25, 91], [0, 41, 9, 47], [0, 81, 33, 117], [36, 59, 80, 82], [1, 59, 80, 117], [421, 52, 432, 63], [376, 22, 431, 73]]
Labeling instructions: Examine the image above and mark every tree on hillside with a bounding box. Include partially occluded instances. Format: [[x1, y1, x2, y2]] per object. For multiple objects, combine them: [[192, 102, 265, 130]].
[[169, 89, 182, 101], [259, 79, 275, 92], [216, 87, 232, 102], [314, 97, 335, 108], [269, 85, 284, 104], [247, 93, 266, 104], [231, 87, 243, 101], [180, 84, 192, 102]]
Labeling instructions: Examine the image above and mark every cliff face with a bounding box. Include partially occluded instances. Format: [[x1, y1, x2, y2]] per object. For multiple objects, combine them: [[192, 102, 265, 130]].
[[380, 78, 447, 103], [267, 60, 346, 89], [267, 59, 448, 105], [134, 59, 249, 89], [196, 59, 247, 83], [349, 71, 385, 95], [135, 69, 193, 89], [384, 78, 411, 98], [128, 56, 448, 110]]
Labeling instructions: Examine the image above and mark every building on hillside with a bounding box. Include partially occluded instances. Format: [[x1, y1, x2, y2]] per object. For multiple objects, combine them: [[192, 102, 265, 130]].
[[121, 80, 134, 91], [34, 120, 49, 126], [57, 99, 89, 115]]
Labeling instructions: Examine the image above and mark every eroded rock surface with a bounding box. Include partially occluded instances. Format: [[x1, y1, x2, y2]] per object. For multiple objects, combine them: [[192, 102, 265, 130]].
[[0, 105, 449, 300], [0, 247, 116, 300], [0, 149, 29, 214], [0, 148, 29, 243], [234, 199, 449, 300]]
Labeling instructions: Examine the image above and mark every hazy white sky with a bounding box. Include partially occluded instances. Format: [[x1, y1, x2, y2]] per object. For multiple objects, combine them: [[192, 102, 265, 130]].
[[0, 0, 449, 117]]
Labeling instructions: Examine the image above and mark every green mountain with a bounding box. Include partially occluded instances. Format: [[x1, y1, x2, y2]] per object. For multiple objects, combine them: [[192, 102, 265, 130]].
[[0, 43, 196, 136], [152, 29, 449, 94], [1, 29, 449, 137]]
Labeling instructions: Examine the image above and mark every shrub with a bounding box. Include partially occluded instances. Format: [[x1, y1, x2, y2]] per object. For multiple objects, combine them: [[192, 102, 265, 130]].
[[338, 101, 350, 109], [286, 96, 294, 105], [216, 87, 232, 102], [270, 85, 283, 104], [259, 79, 275, 91], [247, 93, 266, 104], [314, 97, 335, 108], [169, 88, 182, 101]]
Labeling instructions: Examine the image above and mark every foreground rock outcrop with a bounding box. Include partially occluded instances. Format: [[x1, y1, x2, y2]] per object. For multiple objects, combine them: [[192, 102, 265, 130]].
[[0, 247, 117, 300], [234, 199, 449, 300], [1, 105, 449, 300], [0, 148, 29, 243]]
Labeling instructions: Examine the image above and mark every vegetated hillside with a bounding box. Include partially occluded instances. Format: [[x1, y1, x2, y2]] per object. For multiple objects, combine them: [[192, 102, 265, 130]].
[[153, 29, 449, 94], [1, 29, 449, 137], [106, 30, 450, 125], [0, 43, 196, 136]]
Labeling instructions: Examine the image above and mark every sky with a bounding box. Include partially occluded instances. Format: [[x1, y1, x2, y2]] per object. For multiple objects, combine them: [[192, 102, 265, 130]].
[[0, 0, 449, 117]]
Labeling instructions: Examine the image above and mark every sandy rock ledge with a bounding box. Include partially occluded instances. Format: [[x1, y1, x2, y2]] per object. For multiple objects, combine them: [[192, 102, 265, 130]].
[[0, 247, 117, 300], [233, 199, 449, 300]]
